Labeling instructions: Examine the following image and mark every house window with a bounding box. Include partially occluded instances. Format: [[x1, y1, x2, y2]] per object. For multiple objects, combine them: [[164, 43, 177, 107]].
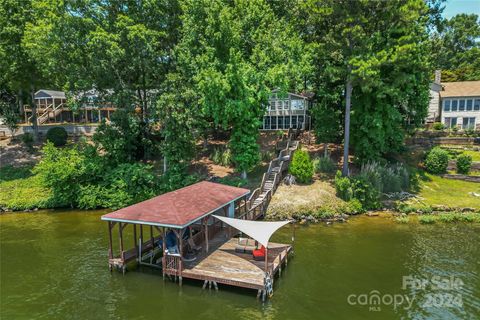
[[278, 116, 284, 129], [443, 100, 451, 112], [463, 117, 475, 130], [291, 116, 297, 128], [276, 100, 283, 110], [263, 116, 271, 130], [291, 99, 305, 110], [451, 100, 458, 111], [466, 100, 473, 111], [459, 100, 465, 111], [271, 116, 277, 129], [474, 99, 480, 111], [269, 100, 276, 111], [444, 117, 457, 128], [284, 116, 291, 129], [283, 100, 290, 110]]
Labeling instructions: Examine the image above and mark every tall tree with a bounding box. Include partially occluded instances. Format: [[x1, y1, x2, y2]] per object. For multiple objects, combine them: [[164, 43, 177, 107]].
[[24, 0, 182, 159], [299, 0, 431, 167], [177, 0, 308, 178], [0, 0, 50, 139], [431, 14, 480, 81]]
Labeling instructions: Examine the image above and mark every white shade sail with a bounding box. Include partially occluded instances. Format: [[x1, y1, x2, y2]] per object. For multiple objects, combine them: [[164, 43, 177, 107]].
[[213, 215, 292, 248]]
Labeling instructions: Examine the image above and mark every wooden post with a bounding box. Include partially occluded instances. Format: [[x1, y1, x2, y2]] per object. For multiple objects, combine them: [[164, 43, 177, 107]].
[[119, 222, 124, 259], [133, 224, 138, 253], [140, 224, 143, 244], [178, 228, 183, 286], [204, 217, 209, 253], [108, 222, 114, 265], [150, 225, 154, 249], [162, 227, 166, 279]]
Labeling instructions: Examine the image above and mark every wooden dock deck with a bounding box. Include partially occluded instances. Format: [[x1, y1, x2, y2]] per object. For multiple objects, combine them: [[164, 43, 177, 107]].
[[180, 236, 292, 291]]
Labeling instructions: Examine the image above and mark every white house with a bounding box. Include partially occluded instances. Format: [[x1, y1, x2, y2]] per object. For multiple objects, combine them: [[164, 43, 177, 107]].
[[427, 72, 480, 130], [440, 81, 480, 130], [261, 90, 312, 130]]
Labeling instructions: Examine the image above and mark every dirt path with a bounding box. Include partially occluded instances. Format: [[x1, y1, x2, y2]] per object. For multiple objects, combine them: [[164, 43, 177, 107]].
[[0, 138, 42, 168]]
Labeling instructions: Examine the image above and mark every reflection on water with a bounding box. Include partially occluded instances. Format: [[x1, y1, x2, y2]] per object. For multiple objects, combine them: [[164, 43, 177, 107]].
[[1, 211, 479, 320]]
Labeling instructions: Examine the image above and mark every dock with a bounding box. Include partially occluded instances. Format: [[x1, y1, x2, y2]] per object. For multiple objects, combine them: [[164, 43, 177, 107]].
[[181, 237, 291, 291], [100, 129, 301, 299]]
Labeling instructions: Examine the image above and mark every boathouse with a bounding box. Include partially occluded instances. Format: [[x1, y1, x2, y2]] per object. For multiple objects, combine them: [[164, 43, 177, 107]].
[[101, 181, 293, 299]]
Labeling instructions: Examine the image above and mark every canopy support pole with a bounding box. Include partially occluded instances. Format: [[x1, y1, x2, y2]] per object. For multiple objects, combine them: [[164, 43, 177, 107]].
[[264, 247, 268, 274]]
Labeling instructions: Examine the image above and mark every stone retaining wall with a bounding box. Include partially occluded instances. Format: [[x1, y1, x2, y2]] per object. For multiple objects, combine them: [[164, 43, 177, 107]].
[[1, 124, 99, 137], [441, 174, 480, 183]]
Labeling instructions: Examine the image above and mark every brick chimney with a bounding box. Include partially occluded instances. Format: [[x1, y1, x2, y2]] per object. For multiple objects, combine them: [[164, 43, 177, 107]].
[[434, 70, 441, 84]]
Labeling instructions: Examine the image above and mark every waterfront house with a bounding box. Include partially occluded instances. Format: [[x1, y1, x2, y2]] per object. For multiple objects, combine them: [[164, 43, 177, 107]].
[[427, 71, 480, 130], [23, 89, 116, 125], [261, 90, 313, 130]]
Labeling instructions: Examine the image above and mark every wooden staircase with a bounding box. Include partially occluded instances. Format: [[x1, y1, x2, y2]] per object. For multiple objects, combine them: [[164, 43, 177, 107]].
[[239, 127, 301, 220]]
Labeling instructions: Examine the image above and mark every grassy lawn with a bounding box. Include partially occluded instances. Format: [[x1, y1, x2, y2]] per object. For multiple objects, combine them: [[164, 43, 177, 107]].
[[462, 150, 480, 162], [414, 173, 480, 209], [0, 165, 53, 211]]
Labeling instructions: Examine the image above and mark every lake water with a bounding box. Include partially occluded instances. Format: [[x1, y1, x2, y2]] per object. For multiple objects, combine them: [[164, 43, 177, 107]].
[[1, 210, 479, 319]]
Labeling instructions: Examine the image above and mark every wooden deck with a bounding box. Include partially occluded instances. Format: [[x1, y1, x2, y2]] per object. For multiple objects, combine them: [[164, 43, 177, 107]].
[[180, 236, 291, 290]]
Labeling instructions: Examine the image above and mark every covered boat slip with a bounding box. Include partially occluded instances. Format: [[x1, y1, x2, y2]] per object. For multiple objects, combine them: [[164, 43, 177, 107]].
[[101, 181, 294, 298]]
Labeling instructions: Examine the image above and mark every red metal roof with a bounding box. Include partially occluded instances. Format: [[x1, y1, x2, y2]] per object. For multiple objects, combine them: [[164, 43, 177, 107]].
[[101, 181, 250, 228]]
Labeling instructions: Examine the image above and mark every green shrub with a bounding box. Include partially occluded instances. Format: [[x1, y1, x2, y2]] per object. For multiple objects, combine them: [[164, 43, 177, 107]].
[[350, 176, 380, 210], [316, 156, 336, 173], [358, 161, 410, 194], [289, 149, 314, 183], [347, 198, 364, 214], [261, 151, 275, 162], [77, 185, 108, 209], [34, 142, 87, 207], [21, 133, 34, 151], [419, 215, 436, 224], [46, 127, 68, 147], [425, 147, 449, 174], [217, 176, 248, 187], [432, 122, 445, 130], [334, 171, 353, 201], [456, 154, 472, 174], [211, 147, 232, 167], [77, 163, 160, 209], [438, 213, 459, 223], [158, 165, 198, 194], [395, 216, 410, 223]]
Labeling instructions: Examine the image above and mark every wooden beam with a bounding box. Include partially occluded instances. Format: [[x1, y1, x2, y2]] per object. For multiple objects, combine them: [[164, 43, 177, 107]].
[[108, 221, 113, 260]]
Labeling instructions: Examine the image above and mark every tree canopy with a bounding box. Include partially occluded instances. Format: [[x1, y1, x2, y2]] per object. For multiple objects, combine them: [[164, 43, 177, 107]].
[[1, 0, 476, 175]]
